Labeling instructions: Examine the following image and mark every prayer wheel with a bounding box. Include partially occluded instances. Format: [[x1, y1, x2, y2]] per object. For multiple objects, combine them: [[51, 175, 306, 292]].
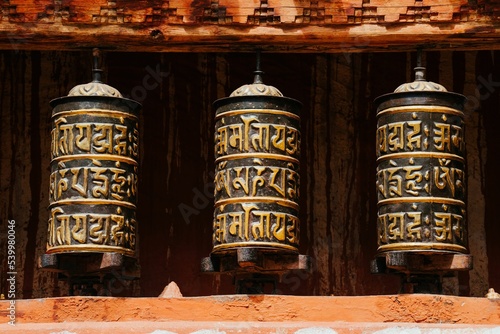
[[211, 66, 302, 255], [374, 67, 467, 254], [47, 51, 141, 257]]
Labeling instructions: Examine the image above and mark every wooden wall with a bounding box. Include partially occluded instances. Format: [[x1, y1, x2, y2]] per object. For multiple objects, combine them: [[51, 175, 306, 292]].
[[0, 50, 499, 298]]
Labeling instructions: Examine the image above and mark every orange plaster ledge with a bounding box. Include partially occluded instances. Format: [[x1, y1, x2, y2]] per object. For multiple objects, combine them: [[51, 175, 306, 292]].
[[1, 295, 499, 333]]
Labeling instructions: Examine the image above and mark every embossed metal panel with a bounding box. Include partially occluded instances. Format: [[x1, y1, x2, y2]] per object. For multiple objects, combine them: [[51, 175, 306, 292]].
[[48, 74, 141, 256], [374, 69, 467, 254], [212, 78, 302, 255]]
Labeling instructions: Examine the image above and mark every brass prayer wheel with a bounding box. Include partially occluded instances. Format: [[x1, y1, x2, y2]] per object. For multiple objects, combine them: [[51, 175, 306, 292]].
[[212, 65, 302, 255], [47, 51, 141, 257], [374, 67, 467, 254]]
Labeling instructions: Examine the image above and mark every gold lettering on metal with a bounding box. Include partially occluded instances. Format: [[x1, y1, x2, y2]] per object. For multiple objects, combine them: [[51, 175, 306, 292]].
[[287, 215, 298, 244], [378, 211, 423, 243], [93, 124, 113, 154], [70, 167, 88, 197], [271, 125, 286, 151], [433, 122, 451, 152], [406, 212, 422, 241], [71, 213, 87, 244], [212, 95, 301, 254], [59, 122, 74, 155], [228, 212, 244, 239], [451, 124, 464, 152], [48, 89, 141, 256], [213, 213, 227, 244], [251, 123, 271, 151], [215, 117, 300, 157], [377, 121, 423, 156], [375, 86, 467, 254], [406, 121, 421, 150], [233, 167, 250, 195], [229, 124, 243, 151], [114, 124, 128, 155], [269, 167, 286, 197], [403, 165, 424, 196], [129, 125, 139, 158], [75, 123, 92, 152], [272, 212, 286, 241], [57, 170, 69, 199], [89, 214, 111, 244], [55, 210, 71, 245], [387, 212, 405, 240], [215, 165, 300, 200], [377, 125, 388, 155], [388, 122, 405, 152], [387, 165, 403, 197], [215, 126, 228, 155], [434, 212, 453, 242], [434, 159, 465, 197], [51, 119, 140, 159], [252, 210, 271, 240]]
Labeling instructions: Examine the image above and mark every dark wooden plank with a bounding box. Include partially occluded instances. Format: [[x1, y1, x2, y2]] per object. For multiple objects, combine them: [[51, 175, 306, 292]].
[[1, 0, 500, 52], [2, 21, 500, 52]]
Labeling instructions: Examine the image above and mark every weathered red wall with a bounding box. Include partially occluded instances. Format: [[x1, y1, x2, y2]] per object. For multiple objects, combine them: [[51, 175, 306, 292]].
[[0, 50, 498, 298]]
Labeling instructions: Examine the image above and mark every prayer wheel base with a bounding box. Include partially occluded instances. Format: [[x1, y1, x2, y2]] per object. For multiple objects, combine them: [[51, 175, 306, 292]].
[[201, 248, 311, 294], [371, 251, 472, 294], [38, 252, 140, 296]]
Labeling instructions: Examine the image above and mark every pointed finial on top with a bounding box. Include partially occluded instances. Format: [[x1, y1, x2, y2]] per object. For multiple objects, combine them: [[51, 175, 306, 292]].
[[253, 50, 264, 84], [92, 48, 103, 83], [393, 48, 447, 92], [414, 48, 426, 81], [67, 48, 123, 97], [229, 49, 283, 97]]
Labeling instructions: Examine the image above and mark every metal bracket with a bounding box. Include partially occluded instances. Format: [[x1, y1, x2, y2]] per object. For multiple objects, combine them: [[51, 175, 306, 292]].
[[371, 251, 473, 294], [38, 252, 140, 296], [201, 248, 311, 294]]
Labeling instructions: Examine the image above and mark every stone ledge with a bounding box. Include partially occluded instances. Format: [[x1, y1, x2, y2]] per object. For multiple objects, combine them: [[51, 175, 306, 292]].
[[1, 321, 500, 334], [0, 295, 499, 333]]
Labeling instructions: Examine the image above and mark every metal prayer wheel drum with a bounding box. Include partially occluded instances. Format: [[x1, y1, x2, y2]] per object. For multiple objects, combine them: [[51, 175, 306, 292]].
[[212, 72, 302, 255], [48, 63, 141, 257], [374, 67, 467, 254]]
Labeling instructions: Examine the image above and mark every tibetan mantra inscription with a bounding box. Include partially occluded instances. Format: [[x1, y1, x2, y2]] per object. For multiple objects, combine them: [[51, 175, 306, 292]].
[[48, 96, 141, 256], [375, 92, 467, 254], [212, 96, 302, 254]]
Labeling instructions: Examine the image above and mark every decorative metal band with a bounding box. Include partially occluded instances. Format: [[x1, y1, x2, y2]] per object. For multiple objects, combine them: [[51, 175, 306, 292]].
[[47, 204, 137, 254], [230, 83, 283, 97], [49, 199, 136, 209], [52, 154, 138, 166], [377, 105, 464, 117], [213, 241, 298, 252], [46, 245, 135, 256], [215, 197, 299, 210], [48, 164, 137, 207], [377, 242, 467, 253], [394, 80, 447, 93], [68, 82, 122, 97], [213, 207, 300, 251], [52, 109, 139, 120], [214, 110, 300, 162], [378, 197, 465, 207], [215, 153, 299, 164], [376, 152, 465, 163], [216, 109, 300, 121]]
